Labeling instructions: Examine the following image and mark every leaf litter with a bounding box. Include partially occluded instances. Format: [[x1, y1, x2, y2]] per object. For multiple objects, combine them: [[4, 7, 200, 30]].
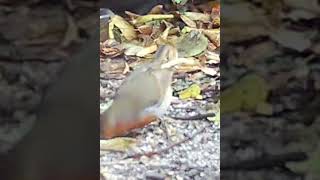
[[100, 1, 220, 179]]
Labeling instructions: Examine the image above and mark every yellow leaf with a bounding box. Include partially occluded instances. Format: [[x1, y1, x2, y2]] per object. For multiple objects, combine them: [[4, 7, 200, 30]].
[[100, 137, 137, 152], [203, 29, 220, 46], [109, 15, 137, 41], [179, 84, 202, 100], [133, 14, 174, 25], [221, 74, 269, 114]]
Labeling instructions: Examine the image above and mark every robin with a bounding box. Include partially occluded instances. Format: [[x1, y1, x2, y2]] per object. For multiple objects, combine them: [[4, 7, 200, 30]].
[[100, 45, 178, 139]]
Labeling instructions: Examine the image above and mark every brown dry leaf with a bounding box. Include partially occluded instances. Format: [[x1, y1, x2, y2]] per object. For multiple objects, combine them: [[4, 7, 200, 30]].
[[137, 24, 153, 35], [136, 44, 158, 57], [169, 27, 180, 35], [208, 42, 218, 51], [109, 15, 137, 41], [125, 11, 140, 19], [160, 21, 173, 40], [148, 5, 163, 14], [132, 14, 174, 25], [161, 57, 198, 69], [206, 51, 220, 64], [203, 29, 220, 47], [176, 64, 202, 73], [123, 43, 158, 57], [180, 14, 197, 28], [101, 47, 122, 57], [169, 57, 202, 72], [184, 12, 211, 22]]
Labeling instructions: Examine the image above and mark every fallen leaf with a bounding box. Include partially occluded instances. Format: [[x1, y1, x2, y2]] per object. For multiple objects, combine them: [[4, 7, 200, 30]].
[[161, 57, 200, 69], [180, 14, 197, 28], [137, 25, 153, 35], [221, 74, 269, 114], [123, 43, 157, 57], [177, 30, 208, 57], [184, 12, 211, 22], [206, 51, 220, 64], [169, 27, 180, 35], [125, 11, 140, 19], [160, 21, 173, 40], [136, 44, 158, 57], [133, 14, 174, 25], [148, 5, 163, 14], [203, 29, 220, 47], [109, 15, 137, 41], [201, 67, 218, 76], [179, 84, 202, 100], [100, 137, 137, 152], [101, 47, 122, 57]]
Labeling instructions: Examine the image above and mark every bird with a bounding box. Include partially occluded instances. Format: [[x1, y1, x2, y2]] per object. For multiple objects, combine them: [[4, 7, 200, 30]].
[[100, 44, 178, 139]]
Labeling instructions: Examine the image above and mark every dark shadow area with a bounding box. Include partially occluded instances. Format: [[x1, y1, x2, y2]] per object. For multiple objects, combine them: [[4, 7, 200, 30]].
[[221, 1, 319, 179], [0, 1, 100, 179]]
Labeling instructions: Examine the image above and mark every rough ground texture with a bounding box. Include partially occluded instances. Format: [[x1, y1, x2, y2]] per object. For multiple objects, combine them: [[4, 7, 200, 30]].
[[221, 1, 320, 179], [0, 1, 98, 153], [100, 73, 220, 180]]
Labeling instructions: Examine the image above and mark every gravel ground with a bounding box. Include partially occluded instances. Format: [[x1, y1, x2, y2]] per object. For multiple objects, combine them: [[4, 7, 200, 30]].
[[100, 74, 220, 180]]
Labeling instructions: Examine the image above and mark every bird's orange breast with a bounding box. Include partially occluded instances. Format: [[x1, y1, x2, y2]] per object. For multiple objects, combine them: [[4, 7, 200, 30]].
[[100, 115, 157, 139]]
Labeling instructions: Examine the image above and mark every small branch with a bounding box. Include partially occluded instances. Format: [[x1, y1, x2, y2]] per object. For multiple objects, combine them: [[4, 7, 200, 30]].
[[169, 112, 216, 121], [124, 124, 214, 159]]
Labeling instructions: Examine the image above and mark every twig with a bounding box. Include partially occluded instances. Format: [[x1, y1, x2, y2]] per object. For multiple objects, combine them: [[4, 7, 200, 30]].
[[169, 112, 216, 121], [123, 124, 214, 159]]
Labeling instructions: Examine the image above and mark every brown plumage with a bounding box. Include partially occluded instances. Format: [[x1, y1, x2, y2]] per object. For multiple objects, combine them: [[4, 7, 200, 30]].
[[100, 45, 178, 139]]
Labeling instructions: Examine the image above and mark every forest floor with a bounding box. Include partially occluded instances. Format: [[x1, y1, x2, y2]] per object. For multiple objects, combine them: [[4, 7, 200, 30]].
[[100, 1, 220, 179]]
